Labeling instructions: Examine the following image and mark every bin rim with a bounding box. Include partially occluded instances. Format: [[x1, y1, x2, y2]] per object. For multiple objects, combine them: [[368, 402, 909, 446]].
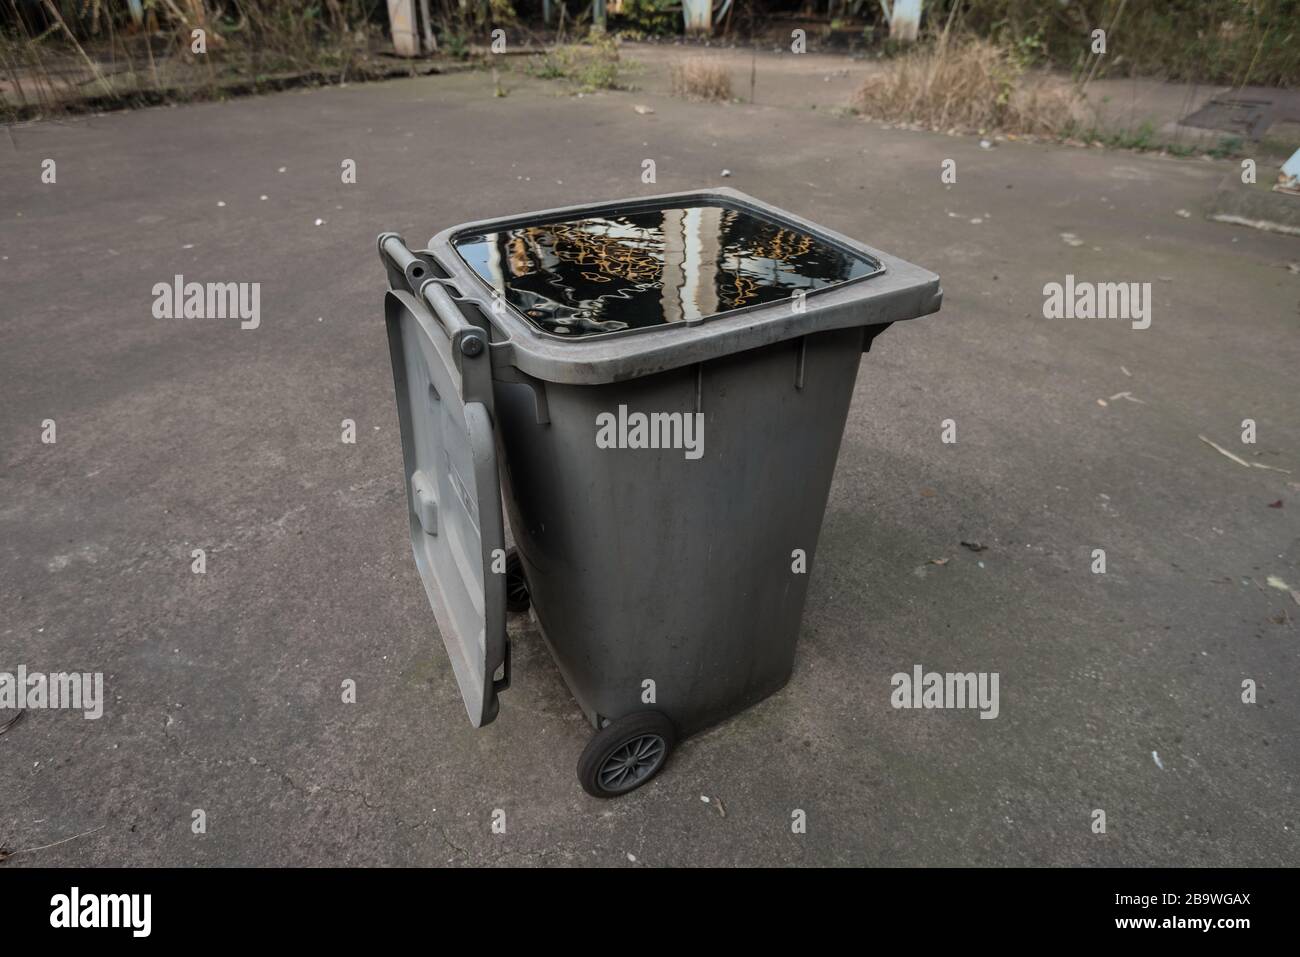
[[426, 187, 942, 386]]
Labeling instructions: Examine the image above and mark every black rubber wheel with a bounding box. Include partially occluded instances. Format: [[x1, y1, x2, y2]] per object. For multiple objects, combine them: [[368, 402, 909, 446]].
[[577, 712, 676, 798], [504, 546, 530, 614]]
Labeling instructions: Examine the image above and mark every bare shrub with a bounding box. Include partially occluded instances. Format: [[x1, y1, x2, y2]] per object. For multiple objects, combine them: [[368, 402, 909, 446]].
[[853, 37, 1090, 137], [670, 58, 732, 102]]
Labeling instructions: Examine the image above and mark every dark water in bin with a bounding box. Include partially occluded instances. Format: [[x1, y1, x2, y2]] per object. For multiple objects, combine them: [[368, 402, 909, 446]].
[[452, 202, 878, 338]]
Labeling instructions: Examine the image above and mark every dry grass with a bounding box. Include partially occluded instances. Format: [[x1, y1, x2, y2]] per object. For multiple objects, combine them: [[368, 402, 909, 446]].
[[670, 58, 732, 102], [853, 37, 1090, 137]]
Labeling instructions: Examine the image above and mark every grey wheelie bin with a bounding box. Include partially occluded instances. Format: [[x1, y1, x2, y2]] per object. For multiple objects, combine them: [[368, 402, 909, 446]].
[[378, 188, 941, 797]]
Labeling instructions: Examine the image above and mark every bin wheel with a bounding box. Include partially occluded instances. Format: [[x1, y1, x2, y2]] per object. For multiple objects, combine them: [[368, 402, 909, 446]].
[[504, 546, 530, 614], [578, 712, 676, 798]]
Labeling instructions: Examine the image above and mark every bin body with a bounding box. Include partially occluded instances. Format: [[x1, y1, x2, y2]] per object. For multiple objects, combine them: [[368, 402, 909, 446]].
[[379, 188, 942, 741], [494, 326, 864, 736]]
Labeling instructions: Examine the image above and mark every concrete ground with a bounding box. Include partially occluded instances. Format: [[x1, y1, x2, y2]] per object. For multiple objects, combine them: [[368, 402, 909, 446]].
[[1, 51, 1297, 867]]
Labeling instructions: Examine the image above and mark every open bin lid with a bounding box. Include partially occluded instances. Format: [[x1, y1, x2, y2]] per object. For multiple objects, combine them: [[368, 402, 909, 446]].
[[427, 187, 943, 386], [383, 284, 508, 728]]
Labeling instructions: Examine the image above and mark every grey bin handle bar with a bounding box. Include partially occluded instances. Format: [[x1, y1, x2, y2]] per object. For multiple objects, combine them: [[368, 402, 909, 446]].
[[378, 232, 489, 358], [378, 231, 499, 412]]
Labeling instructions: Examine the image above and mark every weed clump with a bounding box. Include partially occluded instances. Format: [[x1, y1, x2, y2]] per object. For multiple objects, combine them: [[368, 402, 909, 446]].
[[530, 32, 623, 92]]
